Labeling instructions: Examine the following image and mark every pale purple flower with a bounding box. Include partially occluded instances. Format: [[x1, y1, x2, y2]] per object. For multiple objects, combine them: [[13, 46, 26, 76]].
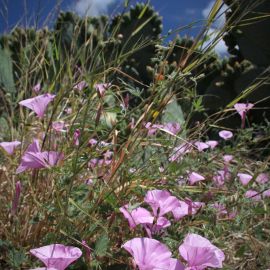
[[163, 122, 181, 135], [256, 173, 269, 184], [88, 138, 98, 146], [16, 139, 63, 173], [237, 173, 252, 186], [0, 141, 21, 155], [219, 130, 233, 140], [144, 189, 180, 217], [179, 233, 225, 269], [33, 83, 41, 93], [73, 129, 80, 146], [11, 181, 22, 215], [234, 103, 254, 128], [172, 200, 204, 220], [169, 142, 192, 162], [262, 189, 270, 198], [223, 155, 234, 163], [205, 140, 218, 149], [211, 203, 236, 220], [122, 238, 174, 270], [189, 172, 205, 185], [19, 93, 55, 118], [52, 121, 66, 133], [85, 178, 94, 185], [94, 83, 111, 96], [145, 122, 164, 136], [245, 190, 262, 201], [74, 81, 88, 91], [169, 259, 185, 270], [30, 244, 82, 270], [213, 170, 231, 187], [194, 141, 209, 152]]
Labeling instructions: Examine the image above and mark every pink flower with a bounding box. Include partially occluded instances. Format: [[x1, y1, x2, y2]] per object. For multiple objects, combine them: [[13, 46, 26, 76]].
[[30, 244, 82, 270], [169, 143, 192, 162], [237, 173, 252, 186], [206, 140, 218, 149], [245, 190, 262, 201], [172, 199, 204, 220], [19, 93, 55, 118], [213, 170, 231, 187], [163, 122, 181, 135], [211, 203, 236, 220], [0, 141, 21, 155], [33, 83, 41, 93], [223, 155, 234, 163], [219, 130, 233, 140], [16, 139, 63, 173], [52, 121, 66, 133], [74, 81, 88, 91], [94, 83, 111, 96], [179, 233, 225, 269], [88, 138, 98, 146], [234, 103, 254, 128], [194, 141, 209, 152], [144, 189, 180, 217], [145, 122, 164, 136], [256, 173, 269, 184], [189, 172, 205, 185], [123, 238, 184, 270], [73, 129, 80, 146], [11, 181, 22, 215], [262, 189, 270, 198]]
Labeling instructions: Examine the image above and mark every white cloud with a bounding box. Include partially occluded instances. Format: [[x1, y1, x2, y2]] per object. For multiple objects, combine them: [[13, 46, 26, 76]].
[[72, 0, 120, 17], [202, 0, 228, 55]]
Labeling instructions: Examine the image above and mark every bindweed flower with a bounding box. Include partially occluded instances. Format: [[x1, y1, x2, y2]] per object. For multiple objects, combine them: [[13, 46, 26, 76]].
[[234, 103, 254, 128], [163, 122, 181, 135], [219, 130, 233, 140], [255, 173, 269, 184], [94, 83, 111, 97], [179, 233, 225, 269], [123, 238, 184, 270], [33, 83, 41, 93], [237, 173, 253, 186], [0, 141, 21, 155], [11, 181, 22, 215], [194, 141, 209, 152], [189, 172, 205, 185], [16, 139, 63, 173], [73, 129, 81, 146], [30, 244, 82, 270], [213, 170, 231, 187], [205, 140, 218, 149], [144, 189, 180, 217], [145, 122, 164, 136], [74, 81, 88, 91], [19, 93, 55, 118], [52, 121, 67, 133], [223, 155, 234, 163], [245, 190, 262, 201], [262, 189, 270, 198]]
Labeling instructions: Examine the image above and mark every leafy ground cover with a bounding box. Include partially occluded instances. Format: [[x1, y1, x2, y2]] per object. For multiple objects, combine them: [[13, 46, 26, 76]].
[[0, 1, 269, 269]]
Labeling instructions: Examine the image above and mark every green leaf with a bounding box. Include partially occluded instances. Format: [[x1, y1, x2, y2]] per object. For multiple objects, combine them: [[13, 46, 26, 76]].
[[95, 234, 109, 257], [162, 97, 184, 125]]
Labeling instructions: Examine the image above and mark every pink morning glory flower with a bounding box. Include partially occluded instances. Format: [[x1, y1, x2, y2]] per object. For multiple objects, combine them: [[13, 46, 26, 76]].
[[234, 103, 254, 128], [11, 181, 22, 215], [145, 122, 164, 136], [213, 169, 231, 187], [245, 190, 262, 201], [74, 81, 88, 91], [144, 189, 181, 217], [73, 129, 80, 146], [223, 155, 234, 163], [262, 189, 270, 198], [19, 93, 56, 118], [194, 141, 209, 152], [237, 173, 253, 186], [172, 199, 204, 220], [33, 83, 41, 93], [169, 142, 192, 162], [189, 172, 205, 185], [219, 130, 233, 140], [205, 140, 218, 149], [94, 83, 111, 96], [0, 141, 21, 155], [179, 233, 225, 269], [30, 244, 82, 270], [163, 122, 181, 135], [52, 121, 67, 133], [123, 238, 184, 270], [16, 139, 63, 173], [255, 173, 269, 184]]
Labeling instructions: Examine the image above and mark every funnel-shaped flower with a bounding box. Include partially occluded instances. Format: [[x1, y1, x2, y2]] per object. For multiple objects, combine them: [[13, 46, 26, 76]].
[[164, 122, 181, 135], [122, 238, 173, 270], [206, 140, 218, 149], [16, 139, 63, 173], [194, 141, 209, 152], [30, 244, 82, 270], [219, 130, 233, 140], [172, 200, 204, 220], [19, 93, 55, 118], [237, 173, 252, 186], [179, 233, 225, 269], [0, 141, 21, 155], [189, 172, 205, 185], [144, 189, 181, 217], [255, 173, 269, 184], [33, 83, 41, 93], [234, 103, 254, 128], [94, 83, 111, 96]]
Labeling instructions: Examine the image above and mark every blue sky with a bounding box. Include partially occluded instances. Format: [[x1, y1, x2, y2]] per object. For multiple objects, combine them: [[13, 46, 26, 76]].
[[0, 0, 226, 52]]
